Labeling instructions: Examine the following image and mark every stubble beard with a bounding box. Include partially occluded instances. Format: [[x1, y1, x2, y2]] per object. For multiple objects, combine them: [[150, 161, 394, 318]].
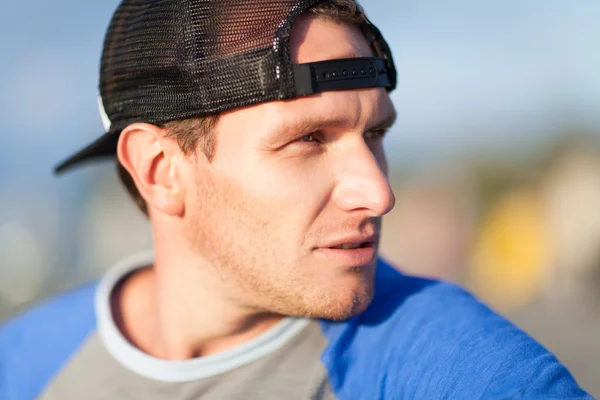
[[186, 215, 377, 321], [188, 173, 377, 321]]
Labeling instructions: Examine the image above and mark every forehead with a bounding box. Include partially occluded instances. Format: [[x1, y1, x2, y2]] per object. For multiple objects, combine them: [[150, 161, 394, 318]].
[[289, 14, 374, 62]]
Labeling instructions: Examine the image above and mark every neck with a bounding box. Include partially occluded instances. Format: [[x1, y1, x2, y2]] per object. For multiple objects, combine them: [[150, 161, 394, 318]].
[[113, 245, 283, 360]]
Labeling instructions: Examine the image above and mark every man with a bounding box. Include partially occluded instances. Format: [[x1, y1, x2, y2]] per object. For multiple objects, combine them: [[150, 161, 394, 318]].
[[0, 0, 592, 399]]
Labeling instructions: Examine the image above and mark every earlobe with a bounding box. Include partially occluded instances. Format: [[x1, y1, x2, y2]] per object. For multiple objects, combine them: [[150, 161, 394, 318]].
[[117, 123, 185, 217]]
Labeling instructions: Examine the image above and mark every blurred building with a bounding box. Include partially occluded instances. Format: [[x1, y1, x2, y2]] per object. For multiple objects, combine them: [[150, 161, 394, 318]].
[[381, 166, 478, 282]]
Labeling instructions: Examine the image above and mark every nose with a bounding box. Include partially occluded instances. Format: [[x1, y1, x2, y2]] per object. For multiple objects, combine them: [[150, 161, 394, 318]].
[[331, 142, 396, 217]]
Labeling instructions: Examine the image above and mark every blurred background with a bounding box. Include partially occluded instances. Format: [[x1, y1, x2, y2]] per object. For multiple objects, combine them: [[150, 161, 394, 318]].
[[1, 0, 599, 396]]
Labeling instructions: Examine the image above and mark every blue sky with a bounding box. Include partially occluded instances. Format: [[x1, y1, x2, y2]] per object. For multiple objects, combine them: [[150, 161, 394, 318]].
[[0, 0, 599, 178]]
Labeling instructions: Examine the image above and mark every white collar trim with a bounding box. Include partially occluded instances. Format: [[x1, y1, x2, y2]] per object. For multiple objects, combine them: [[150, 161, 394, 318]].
[[95, 250, 310, 382]]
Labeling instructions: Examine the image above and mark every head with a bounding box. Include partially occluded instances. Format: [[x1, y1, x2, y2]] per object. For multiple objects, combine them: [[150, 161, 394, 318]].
[[94, 0, 397, 321]]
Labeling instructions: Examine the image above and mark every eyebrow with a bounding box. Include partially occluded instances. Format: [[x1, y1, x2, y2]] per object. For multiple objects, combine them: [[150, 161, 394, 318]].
[[367, 109, 397, 132], [274, 108, 398, 142]]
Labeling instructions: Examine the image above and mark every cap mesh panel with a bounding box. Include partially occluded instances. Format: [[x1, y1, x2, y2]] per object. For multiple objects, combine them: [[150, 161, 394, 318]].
[[55, 0, 397, 173], [101, 0, 327, 130]]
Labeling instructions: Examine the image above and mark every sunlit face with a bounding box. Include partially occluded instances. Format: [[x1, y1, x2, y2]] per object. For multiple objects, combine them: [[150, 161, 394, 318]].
[[181, 15, 396, 320]]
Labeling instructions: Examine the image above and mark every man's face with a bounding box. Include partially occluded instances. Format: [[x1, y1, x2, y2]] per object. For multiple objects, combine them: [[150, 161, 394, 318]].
[[182, 15, 396, 320]]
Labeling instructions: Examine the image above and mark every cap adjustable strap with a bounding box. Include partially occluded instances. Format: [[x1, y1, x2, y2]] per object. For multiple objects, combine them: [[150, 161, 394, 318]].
[[292, 57, 394, 96]]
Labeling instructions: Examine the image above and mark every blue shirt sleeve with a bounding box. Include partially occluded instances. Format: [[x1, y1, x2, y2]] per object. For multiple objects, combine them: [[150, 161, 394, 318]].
[[0, 281, 98, 400], [319, 259, 592, 400]]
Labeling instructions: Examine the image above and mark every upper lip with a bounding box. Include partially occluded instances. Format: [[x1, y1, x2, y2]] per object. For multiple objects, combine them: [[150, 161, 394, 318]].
[[319, 233, 379, 249]]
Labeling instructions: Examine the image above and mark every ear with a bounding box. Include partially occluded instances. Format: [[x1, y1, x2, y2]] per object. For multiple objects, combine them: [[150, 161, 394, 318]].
[[117, 123, 185, 217]]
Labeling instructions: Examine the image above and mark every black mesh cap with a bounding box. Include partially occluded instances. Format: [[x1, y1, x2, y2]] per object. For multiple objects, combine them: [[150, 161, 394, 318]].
[[55, 0, 397, 173]]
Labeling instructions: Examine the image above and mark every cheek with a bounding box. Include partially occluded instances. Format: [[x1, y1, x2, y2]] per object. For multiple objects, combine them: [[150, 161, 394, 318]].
[[230, 154, 332, 229], [189, 160, 325, 261]]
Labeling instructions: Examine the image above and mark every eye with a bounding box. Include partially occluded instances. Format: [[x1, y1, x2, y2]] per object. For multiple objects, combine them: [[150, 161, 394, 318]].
[[297, 132, 321, 143], [364, 128, 388, 141]]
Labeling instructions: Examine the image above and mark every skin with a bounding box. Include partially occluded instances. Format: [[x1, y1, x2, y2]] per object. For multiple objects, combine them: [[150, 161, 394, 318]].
[[116, 14, 396, 360]]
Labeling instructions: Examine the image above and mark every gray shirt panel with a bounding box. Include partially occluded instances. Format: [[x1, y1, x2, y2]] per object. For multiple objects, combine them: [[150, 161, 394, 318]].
[[40, 321, 335, 400]]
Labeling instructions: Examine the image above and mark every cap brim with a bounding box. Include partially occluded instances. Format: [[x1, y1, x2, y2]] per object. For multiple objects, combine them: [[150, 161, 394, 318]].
[[54, 132, 119, 174]]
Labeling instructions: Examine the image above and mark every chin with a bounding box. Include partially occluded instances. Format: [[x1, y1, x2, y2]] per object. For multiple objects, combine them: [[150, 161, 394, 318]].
[[263, 264, 377, 320], [307, 282, 375, 321]]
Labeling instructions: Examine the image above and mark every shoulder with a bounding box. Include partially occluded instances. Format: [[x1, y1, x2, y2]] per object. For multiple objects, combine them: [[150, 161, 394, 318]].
[[319, 258, 592, 399], [0, 281, 98, 400]]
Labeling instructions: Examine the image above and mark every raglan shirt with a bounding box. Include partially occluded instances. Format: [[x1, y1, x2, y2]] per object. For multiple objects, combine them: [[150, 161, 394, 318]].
[[0, 252, 593, 399]]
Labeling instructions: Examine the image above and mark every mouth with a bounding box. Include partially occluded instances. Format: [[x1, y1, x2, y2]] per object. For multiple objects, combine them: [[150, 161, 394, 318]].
[[325, 233, 379, 250], [314, 235, 379, 266], [329, 241, 374, 250]]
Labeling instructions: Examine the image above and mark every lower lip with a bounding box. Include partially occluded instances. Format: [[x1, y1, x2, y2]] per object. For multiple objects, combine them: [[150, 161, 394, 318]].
[[313, 246, 377, 266]]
